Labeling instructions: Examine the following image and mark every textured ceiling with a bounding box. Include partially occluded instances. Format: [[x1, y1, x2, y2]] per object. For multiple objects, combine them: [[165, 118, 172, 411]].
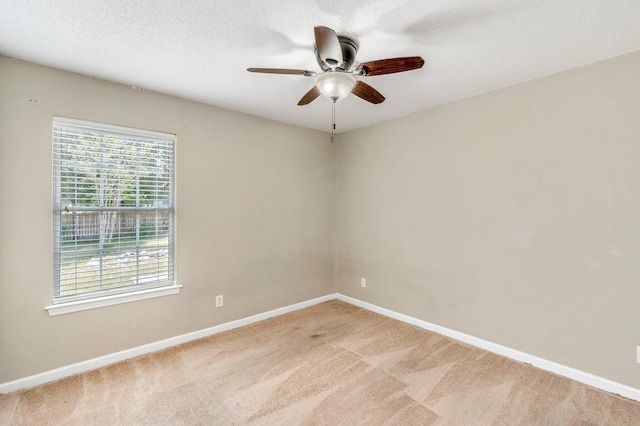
[[1, 0, 640, 133]]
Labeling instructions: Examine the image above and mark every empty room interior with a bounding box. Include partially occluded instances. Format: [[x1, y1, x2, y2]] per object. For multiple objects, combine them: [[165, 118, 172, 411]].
[[1, 1, 640, 424]]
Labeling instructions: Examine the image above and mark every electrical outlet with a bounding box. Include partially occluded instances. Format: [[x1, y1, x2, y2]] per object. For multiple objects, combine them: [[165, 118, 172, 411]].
[[361, 278, 366, 288], [637, 346, 640, 364], [216, 295, 223, 308]]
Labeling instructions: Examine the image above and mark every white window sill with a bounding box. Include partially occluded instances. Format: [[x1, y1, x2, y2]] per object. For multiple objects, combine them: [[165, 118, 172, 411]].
[[45, 284, 182, 316]]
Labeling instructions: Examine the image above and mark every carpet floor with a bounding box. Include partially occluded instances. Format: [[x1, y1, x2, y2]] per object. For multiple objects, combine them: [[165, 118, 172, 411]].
[[1, 300, 639, 425]]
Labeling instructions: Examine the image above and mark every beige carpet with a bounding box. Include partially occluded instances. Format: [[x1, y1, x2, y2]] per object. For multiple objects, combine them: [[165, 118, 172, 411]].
[[1, 300, 639, 425]]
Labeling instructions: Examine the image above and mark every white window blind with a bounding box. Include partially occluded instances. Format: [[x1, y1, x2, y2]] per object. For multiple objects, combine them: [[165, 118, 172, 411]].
[[53, 117, 175, 303]]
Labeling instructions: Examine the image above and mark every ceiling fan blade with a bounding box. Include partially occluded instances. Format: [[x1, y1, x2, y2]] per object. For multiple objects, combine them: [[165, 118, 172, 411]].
[[297, 86, 321, 105], [352, 81, 385, 104], [247, 68, 316, 77], [314, 26, 343, 67], [356, 56, 425, 76]]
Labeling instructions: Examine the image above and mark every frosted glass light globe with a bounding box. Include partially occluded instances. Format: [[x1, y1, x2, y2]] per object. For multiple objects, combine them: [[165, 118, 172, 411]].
[[314, 72, 357, 101]]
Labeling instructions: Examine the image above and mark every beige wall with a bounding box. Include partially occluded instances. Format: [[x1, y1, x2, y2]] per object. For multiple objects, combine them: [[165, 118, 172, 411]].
[[0, 57, 336, 383], [337, 52, 640, 389]]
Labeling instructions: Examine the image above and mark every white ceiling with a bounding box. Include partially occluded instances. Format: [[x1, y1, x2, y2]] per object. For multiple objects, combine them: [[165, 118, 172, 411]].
[[2, 0, 640, 133]]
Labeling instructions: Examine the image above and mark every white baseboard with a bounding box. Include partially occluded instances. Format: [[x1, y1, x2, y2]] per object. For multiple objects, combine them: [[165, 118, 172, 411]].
[[0, 293, 337, 394], [3, 292, 639, 402], [336, 294, 640, 402]]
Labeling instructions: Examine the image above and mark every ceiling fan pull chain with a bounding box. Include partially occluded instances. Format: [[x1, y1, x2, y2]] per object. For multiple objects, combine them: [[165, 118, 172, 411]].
[[331, 100, 336, 143]]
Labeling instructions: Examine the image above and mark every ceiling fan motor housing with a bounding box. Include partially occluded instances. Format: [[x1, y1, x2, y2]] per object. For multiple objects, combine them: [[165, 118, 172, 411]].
[[315, 35, 359, 71]]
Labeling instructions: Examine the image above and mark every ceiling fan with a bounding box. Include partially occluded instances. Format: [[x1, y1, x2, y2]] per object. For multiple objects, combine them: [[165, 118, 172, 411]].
[[247, 26, 425, 105]]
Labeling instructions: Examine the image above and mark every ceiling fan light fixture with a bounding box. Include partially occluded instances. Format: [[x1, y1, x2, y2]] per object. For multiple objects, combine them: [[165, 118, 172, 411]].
[[248, 26, 424, 107], [314, 72, 357, 101]]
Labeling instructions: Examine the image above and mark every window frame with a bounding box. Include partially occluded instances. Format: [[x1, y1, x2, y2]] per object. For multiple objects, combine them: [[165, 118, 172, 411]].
[[47, 117, 180, 316]]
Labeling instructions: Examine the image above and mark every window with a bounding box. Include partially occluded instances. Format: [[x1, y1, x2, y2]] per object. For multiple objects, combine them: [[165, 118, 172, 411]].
[[49, 117, 178, 315]]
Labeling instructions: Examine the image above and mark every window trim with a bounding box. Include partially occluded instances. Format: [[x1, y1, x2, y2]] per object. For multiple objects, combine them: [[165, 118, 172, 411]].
[[50, 117, 179, 314], [45, 284, 182, 316]]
